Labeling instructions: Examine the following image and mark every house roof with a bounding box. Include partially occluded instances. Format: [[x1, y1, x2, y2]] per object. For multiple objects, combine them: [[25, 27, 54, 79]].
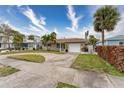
[[106, 35, 124, 41], [56, 38, 86, 43]]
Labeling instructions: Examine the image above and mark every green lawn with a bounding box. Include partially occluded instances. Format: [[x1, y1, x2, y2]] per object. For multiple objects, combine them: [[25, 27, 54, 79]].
[[8, 54, 45, 63], [0, 66, 19, 77], [0, 50, 64, 55], [56, 82, 79, 88], [72, 54, 124, 76]]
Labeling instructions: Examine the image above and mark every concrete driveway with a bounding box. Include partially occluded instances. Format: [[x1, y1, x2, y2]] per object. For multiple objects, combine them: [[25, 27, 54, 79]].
[[0, 53, 124, 88]]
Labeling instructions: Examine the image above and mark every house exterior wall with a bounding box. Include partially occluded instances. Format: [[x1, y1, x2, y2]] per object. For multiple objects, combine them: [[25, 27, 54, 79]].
[[0, 43, 14, 49], [96, 40, 124, 46], [56, 43, 66, 51], [22, 36, 41, 50], [0, 34, 41, 50], [107, 40, 120, 45], [56, 42, 85, 52], [0, 34, 14, 49], [68, 43, 81, 52]]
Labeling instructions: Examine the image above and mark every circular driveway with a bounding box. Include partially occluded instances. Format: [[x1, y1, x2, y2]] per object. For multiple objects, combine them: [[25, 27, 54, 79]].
[[0, 53, 124, 88]]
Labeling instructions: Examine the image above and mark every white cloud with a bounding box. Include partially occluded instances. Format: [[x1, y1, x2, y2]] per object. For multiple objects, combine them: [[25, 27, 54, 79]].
[[39, 16, 46, 25], [23, 25, 47, 36], [18, 6, 48, 32], [80, 26, 101, 39], [61, 25, 102, 39], [9, 23, 29, 35], [66, 5, 82, 32], [0, 18, 44, 36], [29, 24, 41, 32], [0, 18, 10, 25], [53, 27, 59, 34], [28, 24, 48, 36], [0, 18, 29, 35]]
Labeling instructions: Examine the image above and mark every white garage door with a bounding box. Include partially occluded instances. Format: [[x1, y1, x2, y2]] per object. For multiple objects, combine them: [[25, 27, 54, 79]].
[[68, 43, 81, 52]]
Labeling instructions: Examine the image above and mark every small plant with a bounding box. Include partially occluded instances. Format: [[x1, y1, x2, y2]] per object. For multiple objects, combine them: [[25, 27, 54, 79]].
[[0, 66, 19, 77], [56, 82, 79, 88]]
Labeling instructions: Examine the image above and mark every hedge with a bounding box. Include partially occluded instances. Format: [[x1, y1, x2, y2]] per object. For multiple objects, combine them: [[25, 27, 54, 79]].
[[96, 46, 124, 72]]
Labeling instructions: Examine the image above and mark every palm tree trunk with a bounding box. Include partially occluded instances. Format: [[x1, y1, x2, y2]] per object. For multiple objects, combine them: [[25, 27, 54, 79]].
[[102, 30, 105, 46]]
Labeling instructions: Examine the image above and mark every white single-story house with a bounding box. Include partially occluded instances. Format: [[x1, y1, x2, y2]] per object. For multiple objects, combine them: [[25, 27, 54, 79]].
[[56, 38, 86, 53], [96, 35, 124, 46]]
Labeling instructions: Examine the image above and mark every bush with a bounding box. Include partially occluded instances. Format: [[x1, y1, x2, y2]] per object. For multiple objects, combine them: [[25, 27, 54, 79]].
[[96, 46, 124, 72], [82, 46, 88, 52], [0, 66, 19, 77], [22, 48, 25, 50]]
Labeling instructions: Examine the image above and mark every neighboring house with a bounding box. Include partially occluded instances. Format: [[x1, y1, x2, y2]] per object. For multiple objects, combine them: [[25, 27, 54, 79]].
[[96, 35, 124, 46], [0, 33, 14, 49], [0, 33, 88, 53], [22, 36, 41, 50], [56, 38, 86, 52], [0, 34, 41, 50]]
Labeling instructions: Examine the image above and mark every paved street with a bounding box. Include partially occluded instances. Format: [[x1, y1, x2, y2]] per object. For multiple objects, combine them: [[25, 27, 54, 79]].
[[0, 53, 124, 88]]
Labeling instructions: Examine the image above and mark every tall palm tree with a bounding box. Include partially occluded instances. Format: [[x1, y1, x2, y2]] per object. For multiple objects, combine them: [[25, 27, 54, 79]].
[[93, 6, 120, 45]]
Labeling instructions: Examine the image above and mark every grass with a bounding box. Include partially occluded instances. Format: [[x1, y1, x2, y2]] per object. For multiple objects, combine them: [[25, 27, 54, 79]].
[[0, 50, 64, 55], [0, 66, 19, 77], [72, 54, 124, 76], [56, 82, 79, 88], [8, 54, 45, 63]]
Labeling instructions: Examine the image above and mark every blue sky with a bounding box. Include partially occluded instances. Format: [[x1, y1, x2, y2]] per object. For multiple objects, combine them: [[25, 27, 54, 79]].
[[0, 5, 124, 39]]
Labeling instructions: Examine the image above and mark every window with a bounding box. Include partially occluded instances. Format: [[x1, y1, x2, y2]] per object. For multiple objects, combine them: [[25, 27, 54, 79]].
[[119, 42, 124, 45]]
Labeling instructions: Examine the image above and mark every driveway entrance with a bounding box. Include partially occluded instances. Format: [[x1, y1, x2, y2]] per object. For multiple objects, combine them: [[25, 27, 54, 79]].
[[0, 53, 123, 88]]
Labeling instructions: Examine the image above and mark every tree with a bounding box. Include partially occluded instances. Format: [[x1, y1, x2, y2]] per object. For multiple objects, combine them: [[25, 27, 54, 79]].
[[13, 31, 24, 49], [0, 24, 13, 50], [93, 6, 120, 45], [88, 35, 98, 46], [41, 34, 51, 50], [41, 32, 57, 50], [50, 32, 56, 44], [28, 35, 34, 40], [50, 32, 57, 50]]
